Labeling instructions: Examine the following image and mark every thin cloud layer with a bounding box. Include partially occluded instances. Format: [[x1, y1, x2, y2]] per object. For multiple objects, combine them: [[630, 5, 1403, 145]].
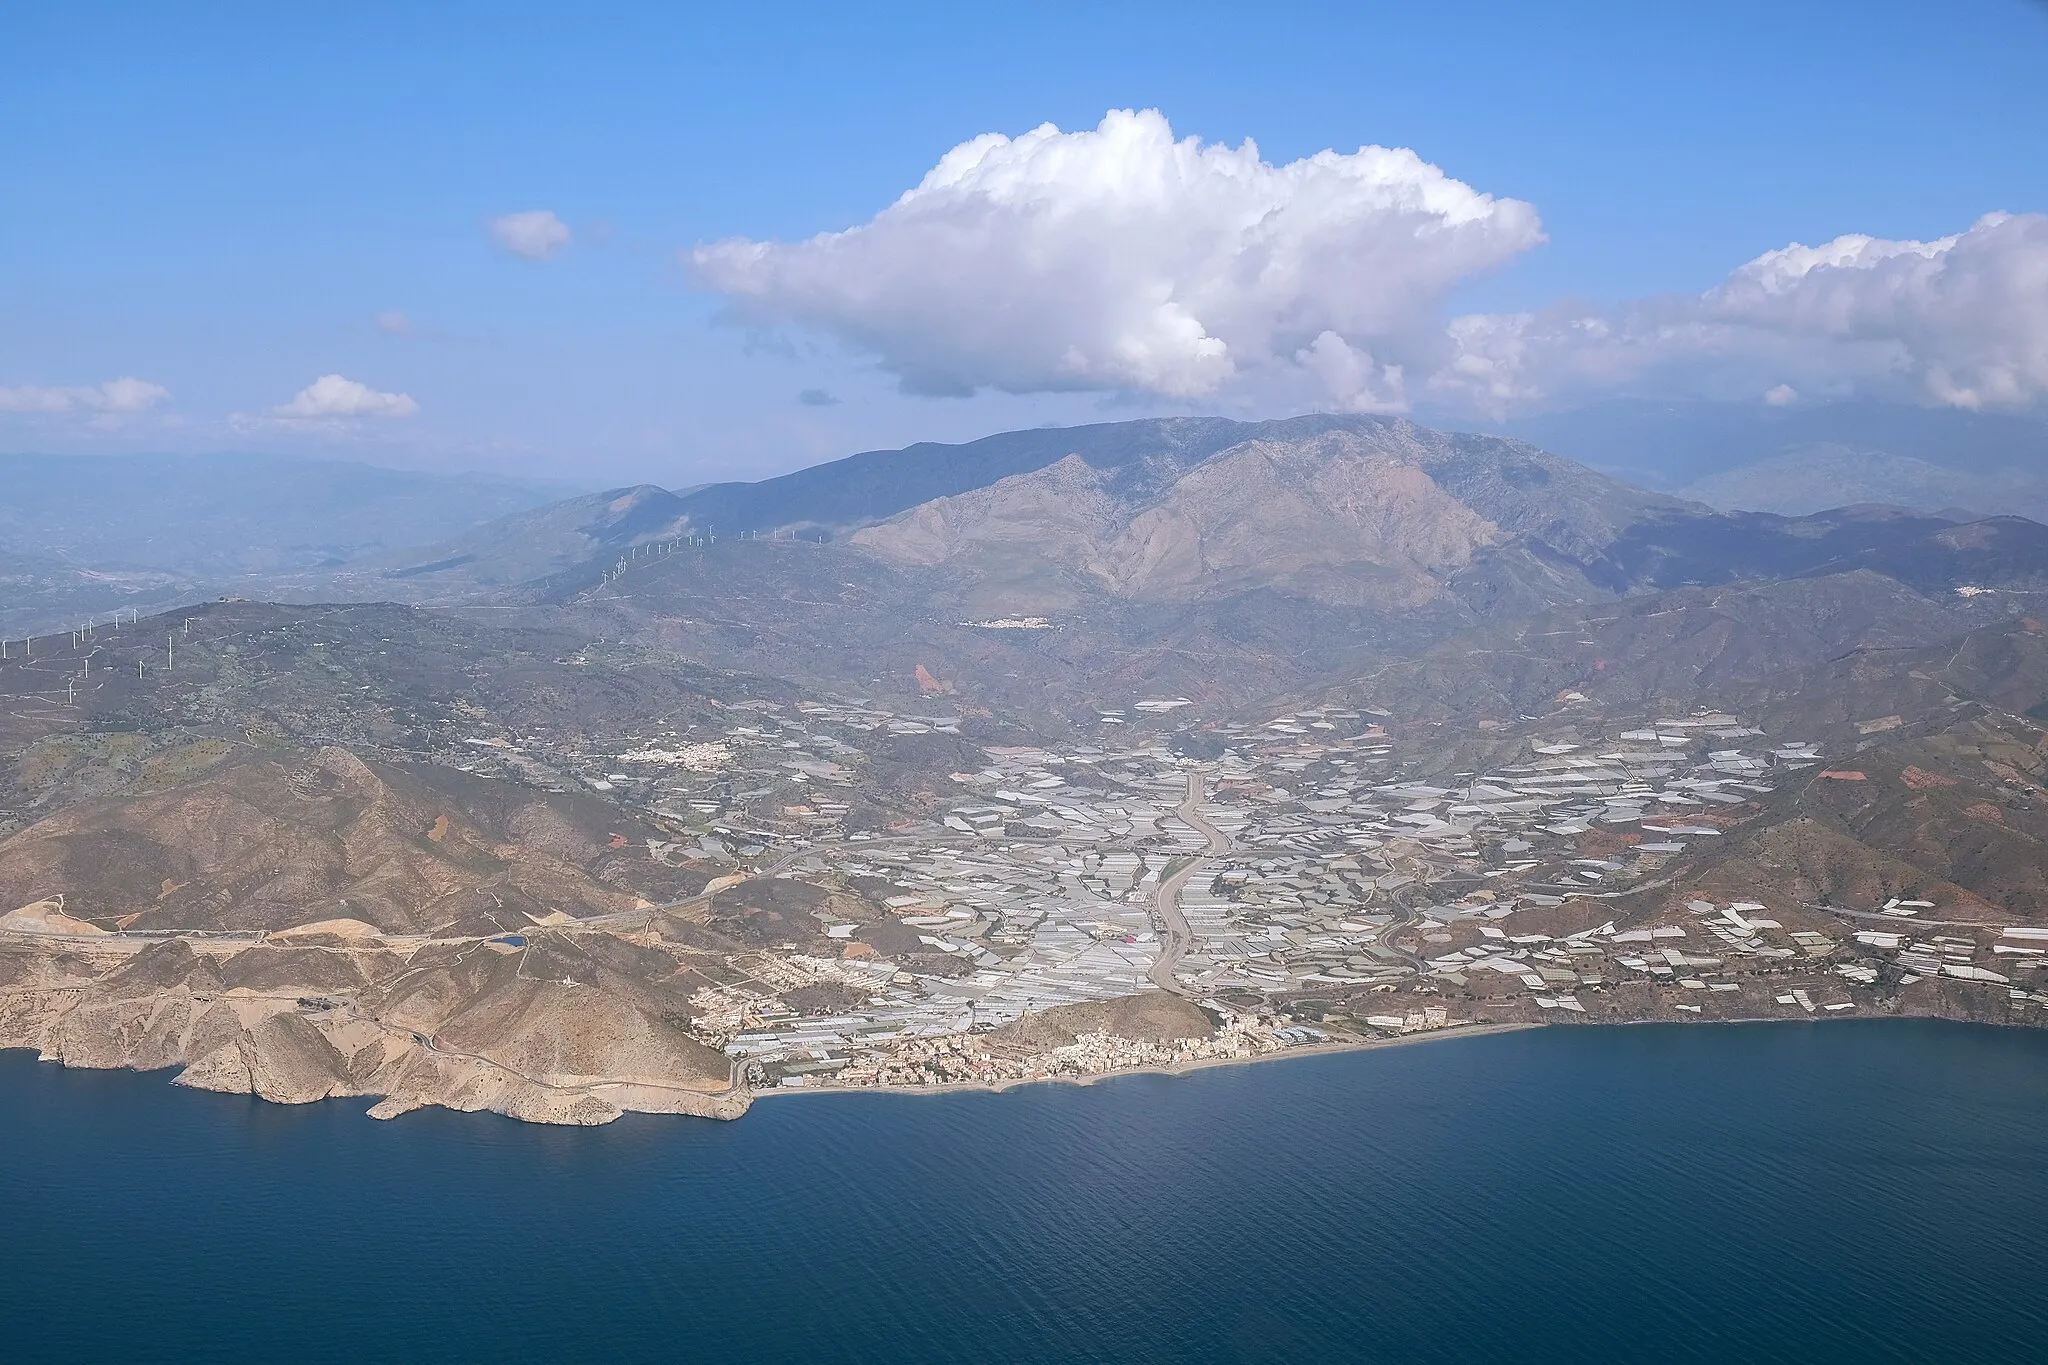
[[0, 377, 170, 414], [273, 375, 419, 419], [490, 209, 573, 260], [1438, 212, 2048, 414], [691, 109, 1544, 408]]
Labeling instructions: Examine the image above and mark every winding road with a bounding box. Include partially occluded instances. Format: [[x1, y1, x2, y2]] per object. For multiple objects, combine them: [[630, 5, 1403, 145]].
[[1148, 770, 1233, 996], [1372, 884, 1430, 974]]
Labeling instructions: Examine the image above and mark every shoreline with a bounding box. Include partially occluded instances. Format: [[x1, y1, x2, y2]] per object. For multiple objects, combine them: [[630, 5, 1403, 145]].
[[5, 1010, 2035, 1125], [746, 1009, 2043, 1106], [747, 1020, 1546, 1103]]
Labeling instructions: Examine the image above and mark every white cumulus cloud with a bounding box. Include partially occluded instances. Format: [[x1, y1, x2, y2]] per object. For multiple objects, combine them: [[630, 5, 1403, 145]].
[[0, 376, 171, 414], [1434, 212, 2048, 414], [690, 108, 1543, 408], [272, 374, 419, 419], [490, 209, 573, 261]]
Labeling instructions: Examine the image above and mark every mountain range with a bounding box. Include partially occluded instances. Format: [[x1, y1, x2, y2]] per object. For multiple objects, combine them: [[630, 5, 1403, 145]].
[[5, 410, 2048, 1125], [1487, 399, 2048, 520], [0, 453, 576, 636]]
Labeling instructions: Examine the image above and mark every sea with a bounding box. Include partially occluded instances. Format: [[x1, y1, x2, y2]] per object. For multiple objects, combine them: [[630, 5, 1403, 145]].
[[4, 1019, 2045, 1364]]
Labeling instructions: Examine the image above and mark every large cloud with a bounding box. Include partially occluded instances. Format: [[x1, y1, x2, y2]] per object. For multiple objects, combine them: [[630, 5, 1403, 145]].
[[690, 109, 1543, 408], [0, 377, 170, 414], [1436, 212, 2048, 414], [272, 374, 418, 419]]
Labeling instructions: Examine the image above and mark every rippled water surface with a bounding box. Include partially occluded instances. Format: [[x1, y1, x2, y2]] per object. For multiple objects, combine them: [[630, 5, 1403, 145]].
[[5, 1020, 2046, 1364]]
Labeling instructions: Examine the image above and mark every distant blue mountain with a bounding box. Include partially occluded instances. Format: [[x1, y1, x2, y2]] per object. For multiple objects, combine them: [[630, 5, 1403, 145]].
[[0, 451, 582, 576], [1466, 399, 2048, 492]]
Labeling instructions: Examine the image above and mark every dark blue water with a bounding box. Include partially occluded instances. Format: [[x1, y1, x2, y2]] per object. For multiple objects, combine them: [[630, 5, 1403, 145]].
[[5, 1020, 2045, 1364]]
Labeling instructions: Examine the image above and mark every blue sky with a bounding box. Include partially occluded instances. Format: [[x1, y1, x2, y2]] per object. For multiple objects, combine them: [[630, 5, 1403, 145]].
[[3, 0, 2045, 485]]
